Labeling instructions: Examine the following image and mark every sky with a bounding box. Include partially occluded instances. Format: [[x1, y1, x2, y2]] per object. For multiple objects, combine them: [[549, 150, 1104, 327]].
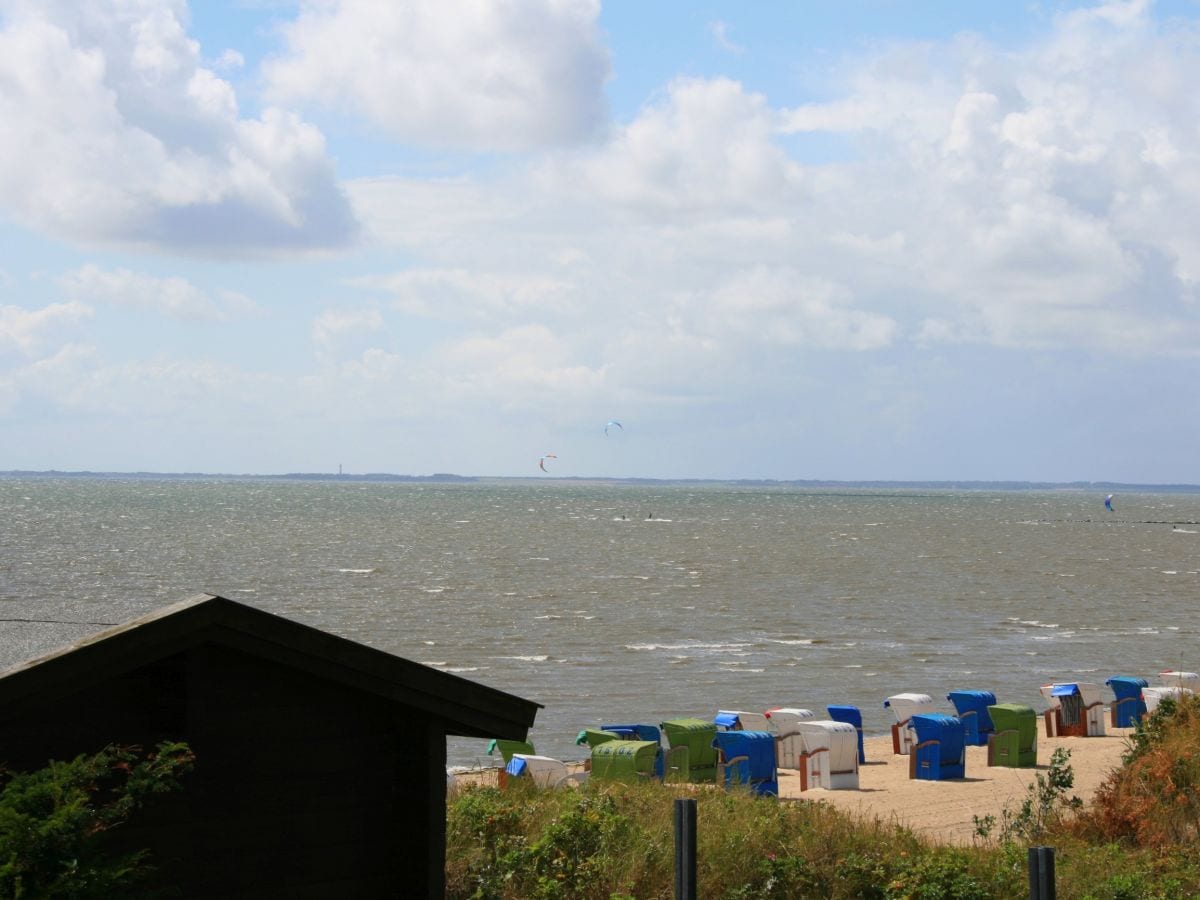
[[2, 0, 1199, 483]]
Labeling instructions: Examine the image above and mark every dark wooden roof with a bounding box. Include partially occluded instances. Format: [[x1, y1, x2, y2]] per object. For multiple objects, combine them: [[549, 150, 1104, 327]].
[[0, 593, 540, 740]]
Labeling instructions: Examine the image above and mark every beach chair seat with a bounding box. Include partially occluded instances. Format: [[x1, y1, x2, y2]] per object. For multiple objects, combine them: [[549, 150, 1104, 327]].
[[827, 704, 866, 763], [1039, 682, 1106, 737], [589, 740, 662, 783], [714, 710, 772, 731], [787, 720, 859, 790], [661, 717, 719, 782], [884, 693, 934, 754], [986, 704, 1037, 768], [505, 754, 577, 788], [908, 713, 966, 781], [1105, 676, 1148, 727], [712, 730, 778, 796], [1143, 685, 1194, 715], [947, 690, 997, 746]]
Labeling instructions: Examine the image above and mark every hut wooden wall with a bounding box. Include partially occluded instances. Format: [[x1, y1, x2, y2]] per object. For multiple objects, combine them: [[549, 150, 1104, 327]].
[[0, 643, 442, 898]]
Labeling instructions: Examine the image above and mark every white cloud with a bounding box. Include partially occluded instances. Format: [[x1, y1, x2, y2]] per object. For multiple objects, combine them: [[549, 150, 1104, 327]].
[[352, 268, 574, 321], [0, 0, 356, 253], [263, 0, 610, 151], [0, 301, 93, 362], [312, 307, 385, 364], [543, 77, 804, 216], [59, 264, 257, 321], [709, 21, 744, 55]]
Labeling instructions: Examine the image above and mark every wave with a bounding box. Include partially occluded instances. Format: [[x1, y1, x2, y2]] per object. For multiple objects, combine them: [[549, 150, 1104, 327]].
[[338, 568, 376, 574]]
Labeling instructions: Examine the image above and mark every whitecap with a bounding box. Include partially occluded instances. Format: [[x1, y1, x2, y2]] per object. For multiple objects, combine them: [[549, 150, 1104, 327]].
[[769, 639, 815, 645], [423, 587, 445, 593], [499, 655, 549, 662], [445, 666, 482, 673], [338, 568, 376, 574]]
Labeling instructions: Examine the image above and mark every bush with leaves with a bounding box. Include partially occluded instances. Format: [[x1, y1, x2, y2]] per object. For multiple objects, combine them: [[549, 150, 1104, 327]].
[[0, 742, 194, 899]]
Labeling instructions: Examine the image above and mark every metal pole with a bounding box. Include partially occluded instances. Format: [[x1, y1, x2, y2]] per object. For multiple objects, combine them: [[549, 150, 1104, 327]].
[[1028, 846, 1056, 900], [674, 798, 697, 900]]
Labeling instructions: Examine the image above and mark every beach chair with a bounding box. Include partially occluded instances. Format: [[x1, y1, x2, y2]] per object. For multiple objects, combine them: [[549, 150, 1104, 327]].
[[1157, 671, 1200, 690], [827, 704, 866, 764], [1143, 685, 1194, 715], [575, 723, 661, 749], [786, 720, 859, 790], [660, 717, 719, 782], [1039, 682, 1106, 737], [947, 690, 997, 746], [884, 693, 934, 754], [764, 708, 815, 769], [1105, 676, 1148, 727], [486, 738, 535, 764], [589, 740, 662, 784], [505, 754, 582, 788], [712, 730, 778, 796], [986, 704, 1037, 768], [714, 710, 772, 731], [908, 713, 966, 781]]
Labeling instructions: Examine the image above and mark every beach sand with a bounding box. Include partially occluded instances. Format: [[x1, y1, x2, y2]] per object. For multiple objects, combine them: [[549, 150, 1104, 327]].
[[459, 728, 1134, 847], [775, 730, 1132, 844]]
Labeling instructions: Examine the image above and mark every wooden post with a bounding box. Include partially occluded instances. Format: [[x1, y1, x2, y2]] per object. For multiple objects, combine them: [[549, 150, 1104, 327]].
[[674, 798, 696, 900], [1028, 846, 1056, 900]]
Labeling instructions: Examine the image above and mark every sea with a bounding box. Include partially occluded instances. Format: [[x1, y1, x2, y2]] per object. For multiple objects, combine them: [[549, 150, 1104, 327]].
[[1, 477, 1197, 769]]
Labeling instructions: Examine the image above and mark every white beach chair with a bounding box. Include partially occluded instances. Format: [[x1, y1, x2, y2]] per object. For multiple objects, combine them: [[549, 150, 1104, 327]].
[[714, 709, 773, 732], [785, 720, 859, 790], [884, 693, 934, 754], [1143, 685, 1194, 715], [1038, 681, 1106, 737], [763, 708, 815, 769], [507, 754, 579, 788], [1157, 670, 1200, 691]]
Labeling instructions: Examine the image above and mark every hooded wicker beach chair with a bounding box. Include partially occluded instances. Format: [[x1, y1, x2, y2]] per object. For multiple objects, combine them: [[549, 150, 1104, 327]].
[[660, 717, 719, 782], [1157, 671, 1200, 690], [826, 704, 866, 764], [714, 710, 772, 731], [575, 728, 621, 749], [712, 730, 778, 796], [884, 693, 934, 754], [1039, 682, 1106, 737], [764, 708, 815, 768], [908, 713, 966, 781], [1143, 685, 1194, 715], [947, 689, 997, 746], [787, 720, 860, 790], [504, 754, 581, 788], [1105, 676, 1148, 727], [986, 704, 1037, 768]]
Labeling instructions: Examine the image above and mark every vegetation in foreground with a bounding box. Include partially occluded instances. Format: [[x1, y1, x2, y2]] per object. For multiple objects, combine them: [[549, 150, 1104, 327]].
[[0, 742, 194, 899], [447, 696, 1200, 899]]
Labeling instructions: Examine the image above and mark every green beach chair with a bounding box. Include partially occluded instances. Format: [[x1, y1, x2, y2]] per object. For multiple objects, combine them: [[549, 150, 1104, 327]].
[[575, 728, 622, 749], [589, 740, 661, 783], [986, 704, 1037, 768], [486, 738, 535, 764], [660, 717, 719, 782]]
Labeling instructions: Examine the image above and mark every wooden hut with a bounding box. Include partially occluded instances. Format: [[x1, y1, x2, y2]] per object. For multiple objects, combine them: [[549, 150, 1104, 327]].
[[0, 593, 541, 898]]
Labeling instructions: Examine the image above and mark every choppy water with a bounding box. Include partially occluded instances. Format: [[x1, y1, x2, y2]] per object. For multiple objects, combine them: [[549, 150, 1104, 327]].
[[0, 477, 1197, 767]]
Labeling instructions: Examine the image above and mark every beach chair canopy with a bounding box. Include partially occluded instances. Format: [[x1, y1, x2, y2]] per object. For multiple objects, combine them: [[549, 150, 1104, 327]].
[[1105, 676, 1149, 727], [766, 708, 815, 727], [986, 703, 1037, 768], [712, 730, 778, 795], [908, 713, 966, 780], [602, 723, 663, 743], [826, 704, 866, 763], [575, 728, 621, 748], [799, 721, 859, 773], [947, 690, 997, 746], [589, 740, 661, 783], [1158, 671, 1200, 690], [884, 693, 934, 720]]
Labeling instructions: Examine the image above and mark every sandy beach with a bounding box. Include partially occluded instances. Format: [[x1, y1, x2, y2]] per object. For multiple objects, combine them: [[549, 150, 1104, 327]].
[[775, 730, 1132, 844], [462, 728, 1135, 847]]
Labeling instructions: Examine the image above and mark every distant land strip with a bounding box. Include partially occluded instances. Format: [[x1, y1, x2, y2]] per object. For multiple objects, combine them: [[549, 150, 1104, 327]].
[[2, 471, 1200, 492]]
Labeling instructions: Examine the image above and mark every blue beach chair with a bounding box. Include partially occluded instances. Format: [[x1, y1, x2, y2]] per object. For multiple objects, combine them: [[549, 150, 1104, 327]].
[[947, 690, 997, 746], [712, 730, 778, 796], [1105, 676, 1148, 727], [908, 713, 966, 781], [827, 704, 866, 763]]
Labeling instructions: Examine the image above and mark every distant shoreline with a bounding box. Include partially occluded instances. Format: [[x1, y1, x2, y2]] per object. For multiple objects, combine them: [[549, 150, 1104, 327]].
[[3, 470, 1200, 492]]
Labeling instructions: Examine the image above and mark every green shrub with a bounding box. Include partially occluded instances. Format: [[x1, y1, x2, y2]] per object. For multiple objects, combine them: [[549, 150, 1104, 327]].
[[0, 742, 194, 899]]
